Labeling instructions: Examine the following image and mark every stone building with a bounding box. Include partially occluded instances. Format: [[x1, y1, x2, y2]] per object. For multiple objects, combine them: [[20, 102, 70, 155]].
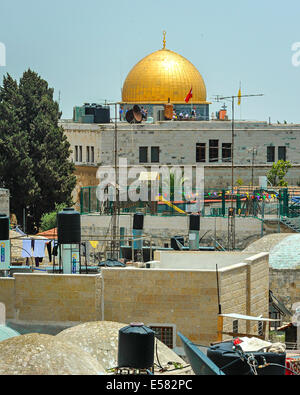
[[0, 251, 269, 348], [120, 33, 210, 121], [60, 36, 300, 200], [62, 119, 300, 198], [244, 233, 300, 316]]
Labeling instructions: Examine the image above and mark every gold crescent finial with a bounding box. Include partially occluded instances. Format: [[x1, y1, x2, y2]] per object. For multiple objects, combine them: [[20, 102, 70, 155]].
[[163, 30, 166, 49]]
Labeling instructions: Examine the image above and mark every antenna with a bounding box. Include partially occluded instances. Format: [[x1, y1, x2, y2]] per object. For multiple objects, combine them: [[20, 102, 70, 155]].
[[212, 92, 264, 250], [216, 265, 222, 315]]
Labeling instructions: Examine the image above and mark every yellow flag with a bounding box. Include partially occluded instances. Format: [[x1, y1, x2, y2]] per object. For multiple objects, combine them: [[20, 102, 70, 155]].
[[89, 241, 99, 249], [238, 86, 242, 106]]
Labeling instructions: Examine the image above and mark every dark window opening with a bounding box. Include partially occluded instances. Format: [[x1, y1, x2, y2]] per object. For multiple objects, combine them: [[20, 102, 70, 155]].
[[91, 146, 95, 163], [209, 140, 219, 163], [267, 146, 275, 163], [222, 143, 232, 162], [86, 146, 90, 163], [150, 326, 174, 349], [75, 146, 78, 162], [139, 147, 148, 163], [278, 146, 286, 161], [233, 320, 239, 334], [151, 147, 160, 163], [79, 146, 82, 162], [196, 143, 206, 163]]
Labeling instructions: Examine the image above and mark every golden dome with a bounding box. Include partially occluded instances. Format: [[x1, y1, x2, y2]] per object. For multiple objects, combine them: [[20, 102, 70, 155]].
[[122, 47, 208, 104]]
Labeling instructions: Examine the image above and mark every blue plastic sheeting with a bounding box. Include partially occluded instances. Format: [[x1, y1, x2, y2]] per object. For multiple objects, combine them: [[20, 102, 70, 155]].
[[0, 325, 20, 342], [98, 259, 126, 268]]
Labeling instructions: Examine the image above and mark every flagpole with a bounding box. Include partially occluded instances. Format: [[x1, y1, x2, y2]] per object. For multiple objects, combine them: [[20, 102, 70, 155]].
[[239, 81, 242, 120], [215, 92, 264, 250]]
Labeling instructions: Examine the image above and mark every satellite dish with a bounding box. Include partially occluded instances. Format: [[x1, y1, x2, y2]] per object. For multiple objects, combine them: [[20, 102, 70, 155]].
[[125, 105, 142, 124]]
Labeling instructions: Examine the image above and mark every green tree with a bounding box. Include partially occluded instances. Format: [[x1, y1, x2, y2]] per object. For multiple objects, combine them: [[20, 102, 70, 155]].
[[0, 75, 37, 223], [267, 160, 292, 187], [40, 203, 66, 232], [0, 70, 76, 232]]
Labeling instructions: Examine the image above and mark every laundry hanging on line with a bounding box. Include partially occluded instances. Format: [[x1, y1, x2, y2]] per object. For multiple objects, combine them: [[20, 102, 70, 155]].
[[33, 240, 47, 258], [21, 240, 33, 258]]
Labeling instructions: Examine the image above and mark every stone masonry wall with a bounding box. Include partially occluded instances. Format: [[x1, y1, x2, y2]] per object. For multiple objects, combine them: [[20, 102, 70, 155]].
[[0, 254, 269, 346], [101, 254, 269, 346], [0, 274, 103, 324], [101, 267, 221, 346], [269, 268, 300, 314], [220, 254, 269, 337], [0, 278, 15, 319]]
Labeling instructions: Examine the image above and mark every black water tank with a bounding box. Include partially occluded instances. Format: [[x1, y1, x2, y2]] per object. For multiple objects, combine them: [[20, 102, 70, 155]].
[[133, 213, 144, 230], [118, 323, 155, 369], [207, 341, 286, 376], [57, 208, 81, 244], [0, 214, 9, 240], [94, 106, 110, 123], [171, 236, 184, 250], [189, 215, 200, 231]]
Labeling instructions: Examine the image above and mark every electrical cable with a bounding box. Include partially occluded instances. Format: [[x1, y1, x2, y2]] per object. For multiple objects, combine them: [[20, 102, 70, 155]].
[[164, 365, 191, 372], [258, 363, 300, 376]]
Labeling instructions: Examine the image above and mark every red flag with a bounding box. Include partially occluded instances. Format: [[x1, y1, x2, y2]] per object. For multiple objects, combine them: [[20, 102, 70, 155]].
[[185, 87, 193, 103]]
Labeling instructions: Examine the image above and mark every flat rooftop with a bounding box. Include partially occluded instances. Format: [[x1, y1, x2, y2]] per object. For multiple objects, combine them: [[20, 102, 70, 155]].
[[60, 119, 300, 131], [155, 251, 262, 271]]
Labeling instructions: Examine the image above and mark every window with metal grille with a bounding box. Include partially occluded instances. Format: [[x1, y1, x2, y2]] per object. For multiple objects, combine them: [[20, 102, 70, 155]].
[[258, 321, 264, 337], [209, 140, 219, 163], [196, 143, 206, 163], [222, 143, 232, 162], [150, 326, 174, 349], [139, 147, 148, 163], [278, 146, 286, 161], [151, 147, 160, 163], [267, 146, 275, 163]]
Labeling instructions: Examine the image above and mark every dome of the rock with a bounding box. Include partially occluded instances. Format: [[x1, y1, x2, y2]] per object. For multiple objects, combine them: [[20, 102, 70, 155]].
[[122, 48, 208, 104]]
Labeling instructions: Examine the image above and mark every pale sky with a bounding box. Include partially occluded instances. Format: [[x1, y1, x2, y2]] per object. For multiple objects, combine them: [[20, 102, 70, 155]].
[[1, 0, 300, 123]]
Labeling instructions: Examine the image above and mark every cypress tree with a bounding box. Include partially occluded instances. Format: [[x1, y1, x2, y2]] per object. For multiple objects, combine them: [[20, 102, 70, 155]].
[[0, 70, 76, 232]]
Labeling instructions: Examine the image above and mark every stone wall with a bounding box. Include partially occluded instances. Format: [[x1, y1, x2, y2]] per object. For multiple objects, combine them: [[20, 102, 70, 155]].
[[101, 253, 269, 346], [73, 166, 98, 209], [0, 278, 15, 319], [269, 268, 300, 313], [220, 254, 269, 337], [0, 274, 102, 324], [0, 253, 269, 346], [61, 120, 300, 193]]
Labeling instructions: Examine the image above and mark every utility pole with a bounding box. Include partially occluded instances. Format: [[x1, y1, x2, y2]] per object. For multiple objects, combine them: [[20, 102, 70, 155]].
[[106, 102, 120, 260], [248, 146, 257, 188], [216, 93, 264, 250], [251, 147, 258, 189]]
